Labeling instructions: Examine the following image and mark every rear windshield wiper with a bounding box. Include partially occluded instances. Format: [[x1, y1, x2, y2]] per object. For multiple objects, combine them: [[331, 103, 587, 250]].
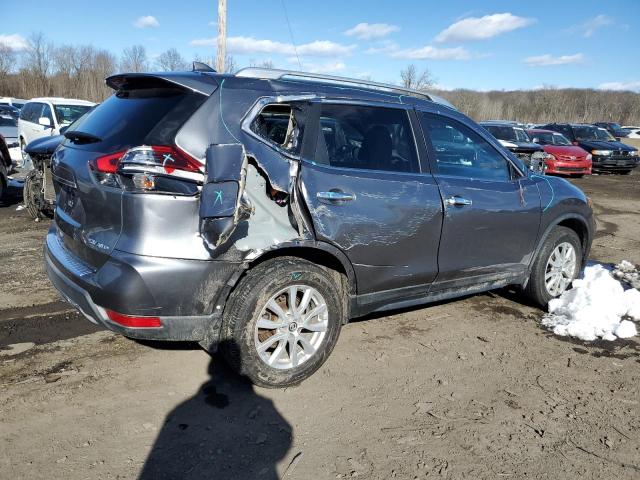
[[63, 130, 102, 144]]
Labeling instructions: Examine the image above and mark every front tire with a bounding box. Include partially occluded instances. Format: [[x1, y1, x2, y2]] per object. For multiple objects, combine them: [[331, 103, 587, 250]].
[[525, 226, 582, 307], [23, 169, 53, 220], [220, 257, 344, 388]]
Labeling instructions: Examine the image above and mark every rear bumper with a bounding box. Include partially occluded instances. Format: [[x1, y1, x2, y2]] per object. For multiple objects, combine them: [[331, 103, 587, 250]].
[[44, 231, 236, 342]]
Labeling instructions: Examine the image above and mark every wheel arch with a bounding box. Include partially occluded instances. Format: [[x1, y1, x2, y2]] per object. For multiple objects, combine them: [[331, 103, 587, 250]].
[[530, 213, 592, 271], [245, 241, 357, 295]]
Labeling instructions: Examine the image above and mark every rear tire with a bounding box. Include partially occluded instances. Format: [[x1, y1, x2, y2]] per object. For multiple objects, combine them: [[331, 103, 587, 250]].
[[220, 257, 344, 388], [524, 226, 582, 308]]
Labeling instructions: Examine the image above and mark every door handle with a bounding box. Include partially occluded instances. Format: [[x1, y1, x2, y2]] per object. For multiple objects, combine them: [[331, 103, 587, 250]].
[[445, 195, 472, 206], [317, 190, 356, 204]]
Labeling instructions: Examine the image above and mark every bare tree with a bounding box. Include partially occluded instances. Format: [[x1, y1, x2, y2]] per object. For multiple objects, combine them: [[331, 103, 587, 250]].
[[22, 32, 54, 96], [0, 44, 16, 79], [120, 45, 148, 73], [224, 55, 237, 74], [249, 59, 274, 69], [400, 64, 434, 91], [156, 48, 188, 71]]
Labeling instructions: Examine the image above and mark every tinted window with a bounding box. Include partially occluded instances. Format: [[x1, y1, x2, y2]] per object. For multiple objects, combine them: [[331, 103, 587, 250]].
[[67, 87, 205, 153], [313, 104, 418, 173], [421, 113, 510, 181], [0, 116, 17, 127]]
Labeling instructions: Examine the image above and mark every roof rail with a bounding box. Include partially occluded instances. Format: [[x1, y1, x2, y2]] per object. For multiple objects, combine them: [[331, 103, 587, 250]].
[[235, 67, 455, 109]]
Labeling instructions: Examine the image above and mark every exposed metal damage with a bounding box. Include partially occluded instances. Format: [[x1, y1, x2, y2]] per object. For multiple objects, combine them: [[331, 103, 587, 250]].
[[199, 99, 309, 259]]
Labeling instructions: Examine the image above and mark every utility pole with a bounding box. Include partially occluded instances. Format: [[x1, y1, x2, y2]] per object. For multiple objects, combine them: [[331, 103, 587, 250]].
[[216, 0, 227, 72]]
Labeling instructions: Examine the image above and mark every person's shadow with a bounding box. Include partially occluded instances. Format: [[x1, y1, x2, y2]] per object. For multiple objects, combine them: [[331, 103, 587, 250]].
[[139, 343, 293, 479]]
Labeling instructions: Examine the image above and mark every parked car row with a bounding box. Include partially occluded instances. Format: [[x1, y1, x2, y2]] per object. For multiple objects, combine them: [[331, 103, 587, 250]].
[[479, 119, 639, 176]]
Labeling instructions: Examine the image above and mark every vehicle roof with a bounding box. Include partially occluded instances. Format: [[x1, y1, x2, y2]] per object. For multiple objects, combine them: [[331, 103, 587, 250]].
[[527, 128, 560, 134], [28, 97, 96, 106], [107, 68, 458, 111], [479, 120, 519, 125], [480, 121, 524, 128]]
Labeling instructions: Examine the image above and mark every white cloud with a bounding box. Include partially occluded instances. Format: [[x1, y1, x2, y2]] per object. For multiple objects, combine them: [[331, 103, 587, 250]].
[[287, 57, 347, 73], [568, 14, 613, 38], [436, 13, 535, 42], [344, 23, 400, 40], [364, 41, 399, 55], [524, 53, 584, 67], [133, 15, 159, 29], [0, 34, 28, 51], [190, 36, 356, 57], [391, 45, 471, 61], [598, 81, 640, 92]]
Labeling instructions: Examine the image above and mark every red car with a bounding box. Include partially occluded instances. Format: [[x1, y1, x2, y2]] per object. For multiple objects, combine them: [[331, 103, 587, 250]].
[[527, 129, 592, 176]]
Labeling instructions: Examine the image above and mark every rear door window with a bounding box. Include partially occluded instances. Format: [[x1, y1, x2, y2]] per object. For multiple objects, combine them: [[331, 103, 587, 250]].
[[421, 112, 510, 181], [312, 104, 419, 173]]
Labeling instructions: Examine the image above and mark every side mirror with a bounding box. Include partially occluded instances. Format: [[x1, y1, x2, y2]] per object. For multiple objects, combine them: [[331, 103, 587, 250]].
[[572, 141, 579, 146], [38, 116, 52, 128], [532, 137, 540, 143], [59, 125, 69, 134]]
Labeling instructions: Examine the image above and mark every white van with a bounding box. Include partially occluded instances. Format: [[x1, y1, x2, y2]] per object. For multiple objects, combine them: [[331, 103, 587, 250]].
[[18, 97, 95, 153]]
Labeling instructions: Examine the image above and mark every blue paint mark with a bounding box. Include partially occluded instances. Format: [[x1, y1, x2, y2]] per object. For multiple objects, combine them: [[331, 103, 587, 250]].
[[219, 79, 241, 143], [291, 272, 302, 280], [214, 190, 223, 206], [531, 174, 554, 212]]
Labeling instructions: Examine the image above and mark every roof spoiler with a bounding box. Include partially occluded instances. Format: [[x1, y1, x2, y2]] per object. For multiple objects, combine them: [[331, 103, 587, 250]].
[[105, 72, 219, 96]]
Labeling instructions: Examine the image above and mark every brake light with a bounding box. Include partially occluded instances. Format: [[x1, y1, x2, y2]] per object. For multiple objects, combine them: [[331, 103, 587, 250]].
[[105, 309, 162, 328], [90, 150, 126, 174]]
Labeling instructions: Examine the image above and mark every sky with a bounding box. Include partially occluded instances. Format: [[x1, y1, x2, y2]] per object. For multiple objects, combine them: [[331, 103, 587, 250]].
[[1, 0, 639, 92]]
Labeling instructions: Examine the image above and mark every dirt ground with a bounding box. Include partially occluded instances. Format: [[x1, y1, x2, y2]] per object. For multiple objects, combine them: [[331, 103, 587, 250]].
[[1, 172, 639, 480]]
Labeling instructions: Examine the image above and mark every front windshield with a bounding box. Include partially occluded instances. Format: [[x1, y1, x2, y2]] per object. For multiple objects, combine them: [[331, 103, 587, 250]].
[[0, 116, 18, 127], [514, 128, 531, 142], [485, 125, 516, 142], [54, 104, 92, 126], [595, 128, 616, 141], [574, 126, 602, 141], [552, 133, 571, 145]]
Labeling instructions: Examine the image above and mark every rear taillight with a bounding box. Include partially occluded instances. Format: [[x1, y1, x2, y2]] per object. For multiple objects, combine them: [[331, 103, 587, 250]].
[[91, 151, 126, 174], [105, 309, 162, 328], [89, 145, 203, 193]]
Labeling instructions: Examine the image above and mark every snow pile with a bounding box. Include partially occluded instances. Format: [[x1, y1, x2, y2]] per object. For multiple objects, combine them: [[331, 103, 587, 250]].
[[541, 264, 640, 341], [612, 260, 640, 290]]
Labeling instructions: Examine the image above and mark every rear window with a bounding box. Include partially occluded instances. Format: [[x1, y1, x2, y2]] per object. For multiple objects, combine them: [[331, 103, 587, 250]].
[[67, 86, 206, 152]]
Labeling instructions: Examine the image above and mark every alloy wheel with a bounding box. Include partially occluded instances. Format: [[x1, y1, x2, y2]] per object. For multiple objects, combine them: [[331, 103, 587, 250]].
[[544, 242, 577, 297], [253, 285, 328, 370]]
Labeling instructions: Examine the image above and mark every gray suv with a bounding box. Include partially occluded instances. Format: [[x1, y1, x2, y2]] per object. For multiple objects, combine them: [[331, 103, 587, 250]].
[[45, 67, 595, 387]]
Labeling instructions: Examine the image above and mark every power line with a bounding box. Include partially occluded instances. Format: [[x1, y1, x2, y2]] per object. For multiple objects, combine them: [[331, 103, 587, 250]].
[[280, 0, 302, 70]]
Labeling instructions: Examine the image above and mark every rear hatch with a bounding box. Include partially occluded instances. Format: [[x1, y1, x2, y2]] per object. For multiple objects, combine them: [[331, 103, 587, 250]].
[[51, 75, 210, 268]]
